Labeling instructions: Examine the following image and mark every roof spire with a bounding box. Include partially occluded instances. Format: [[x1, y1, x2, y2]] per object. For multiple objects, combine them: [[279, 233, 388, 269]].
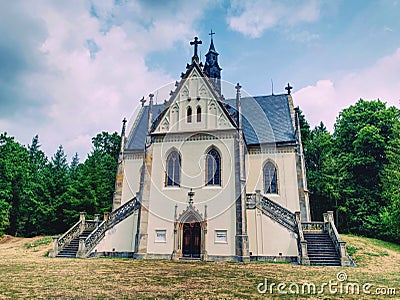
[[203, 31, 222, 95], [209, 29, 216, 52]]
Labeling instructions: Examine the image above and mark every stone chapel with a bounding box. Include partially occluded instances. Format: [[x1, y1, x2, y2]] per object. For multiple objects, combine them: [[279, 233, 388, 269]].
[[51, 35, 351, 266]]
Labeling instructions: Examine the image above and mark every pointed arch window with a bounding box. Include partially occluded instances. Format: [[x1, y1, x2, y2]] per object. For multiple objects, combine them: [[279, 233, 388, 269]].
[[264, 161, 278, 194], [187, 107, 192, 123], [197, 106, 201, 122], [166, 151, 181, 187], [206, 148, 221, 186]]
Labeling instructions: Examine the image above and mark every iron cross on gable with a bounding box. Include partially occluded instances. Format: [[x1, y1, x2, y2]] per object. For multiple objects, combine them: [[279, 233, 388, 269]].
[[140, 97, 146, 107], [285, 83, 293, 95], [190, 37, 202, 61]]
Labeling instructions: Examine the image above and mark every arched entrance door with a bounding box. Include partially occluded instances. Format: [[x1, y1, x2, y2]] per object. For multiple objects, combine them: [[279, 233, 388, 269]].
[[182, 222, 201, 258]]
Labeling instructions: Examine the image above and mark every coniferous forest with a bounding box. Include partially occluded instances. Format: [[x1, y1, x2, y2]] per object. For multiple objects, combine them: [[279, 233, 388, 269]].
[[0, 131, 120, 237], [0, 99, 399, 243]]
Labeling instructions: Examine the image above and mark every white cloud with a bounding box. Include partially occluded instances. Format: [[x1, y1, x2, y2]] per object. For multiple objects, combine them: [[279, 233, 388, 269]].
[[227, 0, 321, 38], [0, 0, 210, 159], [294, 48, 400, 131]]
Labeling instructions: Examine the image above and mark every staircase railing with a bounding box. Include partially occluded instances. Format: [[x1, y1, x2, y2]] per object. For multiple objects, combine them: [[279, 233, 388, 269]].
[[49, 212, 88, 257], [247, 191, 297, 232], [301, 221, 324, 233], [323, 211, 351, 266], [77, 197, 140, 257]]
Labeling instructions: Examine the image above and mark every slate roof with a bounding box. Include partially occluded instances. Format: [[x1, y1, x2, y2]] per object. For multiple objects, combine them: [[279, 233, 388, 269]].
[[125, 104, 166, 151], [224, 94, 296, 145], [125, 94, 295, 151]]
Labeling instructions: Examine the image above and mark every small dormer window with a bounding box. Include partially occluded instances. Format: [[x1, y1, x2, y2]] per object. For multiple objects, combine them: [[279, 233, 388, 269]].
[[197, 106, 201, 122], [187, 107, 192, 123]]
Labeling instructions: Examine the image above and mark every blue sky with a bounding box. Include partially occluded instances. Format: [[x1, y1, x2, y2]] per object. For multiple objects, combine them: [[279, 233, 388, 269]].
[[0, 0, 399, 160]]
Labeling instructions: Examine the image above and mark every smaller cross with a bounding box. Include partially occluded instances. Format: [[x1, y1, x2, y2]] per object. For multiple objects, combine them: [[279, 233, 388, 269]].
[[149, 94, 154, 103], [190, 37, 202, 62], [188, 188, 195, 205], [121, 117, 127, 136], [235, 82, 242, 93], [285, 83, 293, 95], [209, 29, 215, 39], [140, 97, 146, 107]]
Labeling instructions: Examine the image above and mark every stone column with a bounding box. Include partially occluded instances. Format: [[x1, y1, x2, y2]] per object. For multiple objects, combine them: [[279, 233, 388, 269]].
[[135, 94, 154, 258], [201, 205, 208, 261], [103, 212, 109, 223], [49, 237, 59, 257], [79, 212, 86, 233], [234, 83, 250, 262], [112, 118, 128, 210], [172, 205, 179, 260], [294, 107, 311, 222], [300, 241, 310, 265], [255, 190, 261, 207], [76, 236, 86, 258]]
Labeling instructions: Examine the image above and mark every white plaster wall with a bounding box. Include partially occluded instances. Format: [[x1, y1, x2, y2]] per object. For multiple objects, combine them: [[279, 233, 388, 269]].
[[121, 158, 142, 205], [246, 150, 300, 212], [247, 209, 298, 257], [146, 134, 237, 257], [94, 211, 138, 253], [206, 208, 236, 256]]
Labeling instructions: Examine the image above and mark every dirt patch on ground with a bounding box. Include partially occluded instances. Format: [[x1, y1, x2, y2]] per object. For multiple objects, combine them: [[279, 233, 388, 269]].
[[0, 235, 23, 245]]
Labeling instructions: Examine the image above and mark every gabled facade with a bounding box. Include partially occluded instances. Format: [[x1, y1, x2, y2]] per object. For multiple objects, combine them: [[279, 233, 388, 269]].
[[93, 36, 311, 262]]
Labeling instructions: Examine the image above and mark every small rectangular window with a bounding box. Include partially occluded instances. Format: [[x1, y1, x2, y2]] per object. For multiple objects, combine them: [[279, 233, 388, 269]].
[[155, 230, 166, 243], [215, 230, 227, 243]]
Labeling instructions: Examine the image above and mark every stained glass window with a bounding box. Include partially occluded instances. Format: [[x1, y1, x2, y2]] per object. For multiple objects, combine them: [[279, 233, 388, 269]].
[[187, 107, 192, 123], [166, 151, 180, 186], [206, 148, 221, 186], [264, 161, 278, 194], [197, 106, 201, 122]]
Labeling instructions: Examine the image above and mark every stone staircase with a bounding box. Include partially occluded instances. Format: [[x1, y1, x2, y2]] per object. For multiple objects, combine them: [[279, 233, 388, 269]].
[[50, 197, 140, 258], [304, 232, 341, 266], [246, 192, 352, 267], [56, 230, 94, 258]]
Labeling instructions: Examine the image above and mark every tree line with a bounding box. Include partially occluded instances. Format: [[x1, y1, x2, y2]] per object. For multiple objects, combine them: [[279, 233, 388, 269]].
[[0, 131, 120, 237], [0, 98, 399, 243], [300, 99, 400, 243]]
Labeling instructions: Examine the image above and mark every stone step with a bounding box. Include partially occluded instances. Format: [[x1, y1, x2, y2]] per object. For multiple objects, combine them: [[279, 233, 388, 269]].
[[310, 262, 341, 266], [303, 233, 341, 266], [308, 252, 338, 256], [309, 256, 340, 260], [56, 229, 96, 258]]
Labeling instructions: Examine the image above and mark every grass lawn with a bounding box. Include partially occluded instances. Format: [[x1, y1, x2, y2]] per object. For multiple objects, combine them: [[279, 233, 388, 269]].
[[0, 234, 398, 299]]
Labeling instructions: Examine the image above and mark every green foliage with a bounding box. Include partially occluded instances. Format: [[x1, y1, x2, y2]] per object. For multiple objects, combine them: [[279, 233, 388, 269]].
[[333, 99, 400, 237], [346, 244, 362, 256], [379, 122, 400, 243], [0, 131, 120, 237], [0, 198, 11, 237], [301, 99, 400, 243], [24, 236, 53, 249]]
